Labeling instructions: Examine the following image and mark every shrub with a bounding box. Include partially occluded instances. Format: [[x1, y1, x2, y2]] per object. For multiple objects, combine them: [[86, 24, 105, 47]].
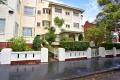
[[114, 43, 120, 49], [60, 41, 90, 51], [60, 36, 74, 42], [45, 27, 56, 44], [0, 48, 2, 52], [33, 35, 42, 51], [99, 43, 120, 50], [9, 37, 29, 51], [99, 43, 114, 50]]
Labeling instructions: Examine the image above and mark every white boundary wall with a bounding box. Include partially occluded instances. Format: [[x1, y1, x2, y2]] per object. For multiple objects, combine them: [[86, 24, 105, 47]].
[[99, 47, 120, 57], [58, 48, 92, 61], [0, 48, 48, 64]]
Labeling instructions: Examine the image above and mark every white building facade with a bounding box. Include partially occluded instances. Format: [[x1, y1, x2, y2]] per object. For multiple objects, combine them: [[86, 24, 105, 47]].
[[0, 0, 84, 48]]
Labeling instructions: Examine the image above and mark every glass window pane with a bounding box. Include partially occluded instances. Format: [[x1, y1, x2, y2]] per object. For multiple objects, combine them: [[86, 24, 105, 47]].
[[24, 6, 34, 16], [23, 27, 32, 36], [0, 19, 5, 34]]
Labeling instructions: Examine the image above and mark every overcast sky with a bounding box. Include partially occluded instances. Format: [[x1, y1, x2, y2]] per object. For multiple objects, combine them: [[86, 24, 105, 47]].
[[48, 0, 100, 24]]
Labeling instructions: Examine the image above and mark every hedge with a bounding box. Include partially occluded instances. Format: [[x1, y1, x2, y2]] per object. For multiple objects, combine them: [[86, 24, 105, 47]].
[[0, 48, 2, 52], [99, 43, 120, 50], [114, 43, 120, 49], [60, 41, 90, 51]]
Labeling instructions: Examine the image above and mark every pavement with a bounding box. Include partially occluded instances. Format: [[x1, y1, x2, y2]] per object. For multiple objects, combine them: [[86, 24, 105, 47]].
[[0, 57, 120, 80]]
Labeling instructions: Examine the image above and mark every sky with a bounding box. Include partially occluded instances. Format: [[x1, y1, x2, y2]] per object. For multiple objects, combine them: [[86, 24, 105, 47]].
[[48, 0, 100, 24]]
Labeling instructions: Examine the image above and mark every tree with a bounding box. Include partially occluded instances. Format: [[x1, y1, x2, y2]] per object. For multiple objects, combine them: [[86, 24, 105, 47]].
[[96, 0, 120, 27], [54, 17, 64, 28], [95, 0, 120, 42], [45, 27, 56, 44], [9, 37, 31, 51], [86, 26, 106, 46], [33, 35, 42, 51]]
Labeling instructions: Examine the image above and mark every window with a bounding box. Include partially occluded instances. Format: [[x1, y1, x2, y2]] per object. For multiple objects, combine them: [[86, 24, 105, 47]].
[[73, 12, 79, 16], [55, 8, 62, 13], [74, 23, 79, 28], [38, 0, 42, 3], [37, 10, 41, 15], [37, 22, 40, 27], [43, 8, 50, 14], [66, 12, 70, 15], [24, 6, 34, 16], [0, 19, 5, 34], [42, 20, 50, 27], [23, 27, 32, 36], [66, 24, 70, 28]]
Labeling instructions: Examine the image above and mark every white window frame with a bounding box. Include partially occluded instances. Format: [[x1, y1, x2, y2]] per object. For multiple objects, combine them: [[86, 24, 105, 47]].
[[55, 8, 62, 13], [73, 12, 79, 16], [0, 19, 5, 34], [24, 6, 35, 16], [23, 27, 32, 37]]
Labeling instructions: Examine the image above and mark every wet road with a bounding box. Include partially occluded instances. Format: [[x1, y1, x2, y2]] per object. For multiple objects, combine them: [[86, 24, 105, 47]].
[[0, 57, 120, 80]]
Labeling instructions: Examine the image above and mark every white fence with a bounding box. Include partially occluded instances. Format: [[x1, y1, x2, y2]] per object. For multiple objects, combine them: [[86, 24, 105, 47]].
[[58, 48, 92, 61], [65, 51, 87, 59], [0, 48, 48, 64], [99, 47, 120, 57], [11, 51, 41, 61]]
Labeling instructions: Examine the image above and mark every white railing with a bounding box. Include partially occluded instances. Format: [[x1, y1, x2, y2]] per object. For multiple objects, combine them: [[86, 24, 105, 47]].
[[58, 48, 92, 61], [116, 49, 120, 55], [105, 50, 114, 56], [11, 51, 41, 61], [0, 52, 1, 63], [65, 51, 87, 59], [0, 48, 48, 64], [99, 47, 120, 57]]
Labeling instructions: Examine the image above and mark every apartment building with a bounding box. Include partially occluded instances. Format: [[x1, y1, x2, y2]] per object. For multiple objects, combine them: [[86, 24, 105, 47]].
[[0, 0, 84, 48]]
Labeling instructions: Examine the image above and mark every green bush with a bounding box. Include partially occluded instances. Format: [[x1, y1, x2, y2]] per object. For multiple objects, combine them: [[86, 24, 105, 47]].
[[99, 43, 120, 50], [60, 41, 90, 51], [0, 48, 2, 52], [9, 37, 30, 51], [114, 43, 120, 49], [45, 27, 56, 44], [99, 43, 114, 50], [60, 36, 74, 42], [33, 35, 42, 51]]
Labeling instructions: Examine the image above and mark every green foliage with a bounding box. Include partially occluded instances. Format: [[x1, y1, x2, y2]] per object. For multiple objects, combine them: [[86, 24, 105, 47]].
[[60, 41, 90, 51], [45, 27, 56, 44], [113, 43, 120, 49], [99, 43, 114, 50], [86, 26, 106, 46], [97, 0, 111, 6], [96, 0, 120, 43], [33, 35, 42, 51], [54, 17, 64, 28], [103, 3, 120, 13], [60, 35, 74, 42], [99, 43, 120, 50], [0, 48, 2, 52], [9, 37, 31, 51]]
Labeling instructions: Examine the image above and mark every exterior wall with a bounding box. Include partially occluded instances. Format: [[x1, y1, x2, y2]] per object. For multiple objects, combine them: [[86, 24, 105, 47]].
[[0, 0, 84, 47], [0, 0, 18, 43], [51, 5, 84, 34]]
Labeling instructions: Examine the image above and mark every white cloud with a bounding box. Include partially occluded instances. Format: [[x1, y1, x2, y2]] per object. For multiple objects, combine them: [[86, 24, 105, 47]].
[[83, 0, 100, 24]]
